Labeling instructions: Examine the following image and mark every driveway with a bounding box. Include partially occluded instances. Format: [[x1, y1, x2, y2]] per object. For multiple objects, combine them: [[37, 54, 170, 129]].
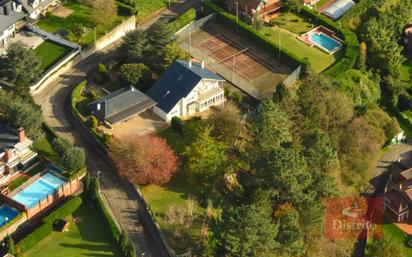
[[33, 0, 202, 256]]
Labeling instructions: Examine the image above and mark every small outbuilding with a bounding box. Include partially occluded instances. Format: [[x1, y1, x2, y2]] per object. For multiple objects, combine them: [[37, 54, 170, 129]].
[[52, 218, 69, 232], [88, 86, 157, 126]]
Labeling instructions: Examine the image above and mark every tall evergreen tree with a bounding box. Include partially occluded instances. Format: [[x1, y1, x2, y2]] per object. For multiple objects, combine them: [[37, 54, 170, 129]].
[[122, 29, 148, 62], [145, 19, 172, 70]]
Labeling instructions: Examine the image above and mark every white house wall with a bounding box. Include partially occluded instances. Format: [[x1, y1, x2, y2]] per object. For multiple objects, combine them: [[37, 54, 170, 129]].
[[0, 24, 16, 45]]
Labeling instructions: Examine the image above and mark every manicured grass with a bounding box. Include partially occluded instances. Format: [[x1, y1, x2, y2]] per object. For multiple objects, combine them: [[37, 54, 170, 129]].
[[141, 119, 205, 252], [37, 1, 128, 46], [33, 137, 60, 164], [316, 0, 332, 8], [382, 223, 412, 256], [35, 40, 73, 71], [7, 176, 29, 191], [260, 25, 340, 72], [270, 12, 315, 35], [400, 59, 412, 82], [25, 205, 122, 257]]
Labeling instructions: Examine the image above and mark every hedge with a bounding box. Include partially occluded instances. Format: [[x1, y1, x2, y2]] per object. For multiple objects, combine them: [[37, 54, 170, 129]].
[[299, 7, 359, 76], [171, 116, 185, 133], [204, 0, 308, 68], [16, 197, 83, 253], [71, 81, 110, 147], [96, 195, 121, 242], [168, 8, 197, 34]]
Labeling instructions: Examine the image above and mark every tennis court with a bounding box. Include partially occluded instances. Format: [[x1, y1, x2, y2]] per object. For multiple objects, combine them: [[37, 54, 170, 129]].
[[178, 21, 294, 99]]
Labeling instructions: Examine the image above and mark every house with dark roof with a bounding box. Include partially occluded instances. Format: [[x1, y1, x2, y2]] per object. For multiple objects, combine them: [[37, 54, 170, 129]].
[[147, 60, 226, 121], [0, 0, 25, 46], [225, 0, 282, 22], [0, 126, 37, 185], [88, 85, 157, 126], [17, 0, 58, 19], [383, 168, 412, 223]]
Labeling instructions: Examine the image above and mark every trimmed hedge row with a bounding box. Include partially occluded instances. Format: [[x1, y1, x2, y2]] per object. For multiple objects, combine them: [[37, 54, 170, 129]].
[[16, 197, 83, 254], [71, 81, 111, 147], [299, 7, 359, 76], [96, 195, 121, 242], [168, 8, 197, 34], [204, 0, 308, 68]]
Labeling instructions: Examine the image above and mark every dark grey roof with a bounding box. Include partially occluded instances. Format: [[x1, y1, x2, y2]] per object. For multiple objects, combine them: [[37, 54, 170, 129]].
[[88, 86, 157, 125], [146, 60, 224, 113], [17, 0, 54, 15], [0, 125, 18, 150], [0, 0, 25, 32]]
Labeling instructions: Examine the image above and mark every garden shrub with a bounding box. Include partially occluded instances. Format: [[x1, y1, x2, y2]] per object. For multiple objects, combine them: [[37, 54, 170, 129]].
[[96, 195, 120, 242], [88, 115, 99, 129], [171, 116, 185, 133]]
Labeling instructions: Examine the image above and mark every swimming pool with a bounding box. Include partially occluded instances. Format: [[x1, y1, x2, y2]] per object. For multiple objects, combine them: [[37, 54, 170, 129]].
[[308, 32, 342, 53], [0, 204, 19, 227], [12, 173, 66, 208]]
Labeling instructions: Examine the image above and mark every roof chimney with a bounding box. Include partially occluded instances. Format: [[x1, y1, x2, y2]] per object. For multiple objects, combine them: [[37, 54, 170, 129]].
[[201, 61, 205, 69], [4, 148, 13, 162], [188, 60, 192, 68], [18, 127, 25, 142]]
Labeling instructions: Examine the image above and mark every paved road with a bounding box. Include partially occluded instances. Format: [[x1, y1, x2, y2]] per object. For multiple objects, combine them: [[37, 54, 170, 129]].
[[33, 1, 201, 256]]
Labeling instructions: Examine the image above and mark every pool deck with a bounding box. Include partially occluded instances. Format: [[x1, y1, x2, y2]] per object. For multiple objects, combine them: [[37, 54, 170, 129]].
[[297, 25, 343, 54]]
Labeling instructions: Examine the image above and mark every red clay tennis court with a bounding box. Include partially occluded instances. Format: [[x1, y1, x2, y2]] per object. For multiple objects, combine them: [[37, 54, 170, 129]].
[[197, 34, 271, 81]]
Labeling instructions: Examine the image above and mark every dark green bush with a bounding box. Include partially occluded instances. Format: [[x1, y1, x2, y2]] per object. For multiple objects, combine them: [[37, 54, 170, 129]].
[[171, 116, 185, 133], [96, 196, 120, 242]]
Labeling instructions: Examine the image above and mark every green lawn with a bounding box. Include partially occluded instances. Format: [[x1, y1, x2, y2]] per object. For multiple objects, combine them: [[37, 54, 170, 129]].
[[7, 176, 29, 191], [400, 59, 412, 82], [316, 0, 332, 8], [25, 205, 122, 257], [270, 12, 315, 35], [37, 1, 128, 46], [35, 40, 73, 71], [33, 136, 60, 164], [141, 119, 205, 252], [260, 25, 340, 72], [382, 223, 412, 256]]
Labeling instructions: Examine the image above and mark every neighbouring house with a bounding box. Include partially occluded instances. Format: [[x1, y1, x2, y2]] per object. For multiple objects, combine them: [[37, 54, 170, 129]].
[[88, 85, 157, 127], [404, 25, 412, 57], [0, 126, 37, 185], [147, 60, 226, 121], [0, 0, 25, 47], [225, 0, 283, 22], [17, 0, 59, 20], [384, 168, 412, 223]]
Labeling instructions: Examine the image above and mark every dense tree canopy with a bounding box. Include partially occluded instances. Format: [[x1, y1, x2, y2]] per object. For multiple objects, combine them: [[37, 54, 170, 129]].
[[0, 42, 41, 86]]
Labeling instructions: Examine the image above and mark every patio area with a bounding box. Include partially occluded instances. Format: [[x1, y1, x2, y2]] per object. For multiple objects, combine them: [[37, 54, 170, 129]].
[[0, 32, 45, 55]]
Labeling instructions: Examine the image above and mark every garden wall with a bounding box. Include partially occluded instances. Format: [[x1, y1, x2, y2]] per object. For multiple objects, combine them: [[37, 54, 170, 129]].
[[88, 15, 136, 52]]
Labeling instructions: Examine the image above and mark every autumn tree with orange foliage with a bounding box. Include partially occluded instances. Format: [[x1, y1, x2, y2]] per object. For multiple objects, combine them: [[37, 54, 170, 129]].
[[109, 134, 179, 185]]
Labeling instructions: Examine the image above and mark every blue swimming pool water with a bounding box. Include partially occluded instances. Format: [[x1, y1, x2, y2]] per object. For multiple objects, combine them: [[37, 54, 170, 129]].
[[12, 173, 66, 208], [309, 32, 342, 52], [0, 204, 19, 227]]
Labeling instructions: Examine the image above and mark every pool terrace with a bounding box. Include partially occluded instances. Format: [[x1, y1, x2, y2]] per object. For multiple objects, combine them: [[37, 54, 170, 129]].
[[298, 26, 343, 54]]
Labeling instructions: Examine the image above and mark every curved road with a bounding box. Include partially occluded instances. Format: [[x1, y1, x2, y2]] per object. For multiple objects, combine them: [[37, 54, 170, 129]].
[[33, 1, 201, 256]]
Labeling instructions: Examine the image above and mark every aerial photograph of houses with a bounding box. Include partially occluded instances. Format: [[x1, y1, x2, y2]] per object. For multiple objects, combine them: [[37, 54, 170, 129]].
[[0, 0, 412, 256]]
